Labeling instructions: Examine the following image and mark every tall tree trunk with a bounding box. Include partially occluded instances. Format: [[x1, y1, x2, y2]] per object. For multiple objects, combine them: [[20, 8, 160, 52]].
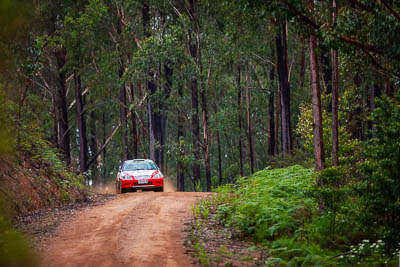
[[75, 71, 88, 174], [89, 103, 99, 179], [143, 2, 153, 162], [189, 0, 201, 189], [102, 112, 107, 179], [116, 11, 129, 161], [299, 40, 306, 89], [190, 68, 201, 189], [284, 23, 293, 153], [177, 83, 185, 191], [268, 91, 275, 155], [309, 3, 325, 172], [201, 78, 211, 191], [147, 101, 155, 161], [331, 0, 339, 167], [142, 4, 165, 169], [153, 73, 162, 169], [200, 61, 211, 192], [214, 101, 223, 185], [217, 136, 223, 185], [384, 80, 394, 97], [321, 45, 332, 96], [140, 110, 148, 158], [54, 48, 70, 165], [119, 64, 128, 161], [157, 13, 173, 173], [130, 82, 138, 159], [160, 63, 173, 173], [50, 89, 58, 148], [276, 21, 292, 155], [245, 67, 254, 174], [237, 66, 244, 176], [143, 2, 160, 165], [268, 44, 276, 156], [275, 88, 281, 154]]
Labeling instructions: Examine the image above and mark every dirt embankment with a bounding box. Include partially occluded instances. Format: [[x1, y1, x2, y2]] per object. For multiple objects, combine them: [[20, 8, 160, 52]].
[[37, 188, 211, 267], [0, 158, 88, 216]]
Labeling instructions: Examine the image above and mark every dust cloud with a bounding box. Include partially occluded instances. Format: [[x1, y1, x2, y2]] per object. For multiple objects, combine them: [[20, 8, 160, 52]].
[[163, 177, 176, 192], [89, 177, 176, 194], [90, 180, 117, 194]]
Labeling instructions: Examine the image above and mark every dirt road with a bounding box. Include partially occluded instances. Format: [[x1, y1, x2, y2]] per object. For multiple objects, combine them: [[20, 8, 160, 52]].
[[40, 187, 209, 267]]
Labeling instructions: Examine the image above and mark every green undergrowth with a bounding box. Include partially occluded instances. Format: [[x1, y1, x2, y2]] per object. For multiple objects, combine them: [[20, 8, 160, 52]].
[[0, 199, 38, 267], [194, 165, 399, 266], [266, 150, 314, 170], [20, 137, 87, 204], [214, 166, 315, 243], [2, 94, 88, 211]]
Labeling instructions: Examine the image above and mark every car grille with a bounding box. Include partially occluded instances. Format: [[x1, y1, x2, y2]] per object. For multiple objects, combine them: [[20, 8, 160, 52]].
[[134, 181, 153, 185], [134, 175, 152, 180]]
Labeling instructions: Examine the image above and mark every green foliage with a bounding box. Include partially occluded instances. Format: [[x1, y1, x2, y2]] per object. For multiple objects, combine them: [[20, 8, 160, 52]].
[[265, 238, 329, 266], [0, 0, 33, 68], [337, 239, 396, 266], [208, 164, 399, 265], [296, 101, 360, 167], [0, 200, 37, 267], [193, 242, 210, 267], [310, 167, 360, 247], [359, 93, 400, 249], [193, 199, 211, 221], [214, 166, 315, 242], [295, 104, 314, 152], [5, 90, 85, 205], [221, 163, 249, 184], [266, 149, 314, 169], [194, 180, 203, 192], [0, 90, 14, 156]]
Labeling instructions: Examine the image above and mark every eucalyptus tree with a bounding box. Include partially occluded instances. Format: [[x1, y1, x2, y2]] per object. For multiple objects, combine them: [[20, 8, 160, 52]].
[[308, 0, 325, 171], [331, 0, 339, 166], [275, 20, 292, 156], [34, 0, 85, 166]]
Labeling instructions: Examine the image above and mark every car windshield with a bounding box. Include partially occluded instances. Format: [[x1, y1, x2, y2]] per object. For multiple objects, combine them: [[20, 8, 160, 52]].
[[123, 161, 157, 171]]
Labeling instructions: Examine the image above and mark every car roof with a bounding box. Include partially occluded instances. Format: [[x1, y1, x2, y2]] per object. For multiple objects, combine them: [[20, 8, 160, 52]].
[[123, 159, 154, 164]]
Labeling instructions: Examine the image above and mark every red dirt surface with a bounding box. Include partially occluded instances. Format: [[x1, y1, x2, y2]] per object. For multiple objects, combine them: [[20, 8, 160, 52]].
[[40, 190, 210, 267]]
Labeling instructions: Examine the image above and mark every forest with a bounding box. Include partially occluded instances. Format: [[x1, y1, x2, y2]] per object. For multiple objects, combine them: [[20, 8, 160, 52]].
[[1, 0, 400, 266]]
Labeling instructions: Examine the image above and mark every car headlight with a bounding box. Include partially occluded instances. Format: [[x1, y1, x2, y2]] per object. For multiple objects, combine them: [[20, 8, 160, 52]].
[[120, 174, 132, 180], [152, 172, 163, 179]]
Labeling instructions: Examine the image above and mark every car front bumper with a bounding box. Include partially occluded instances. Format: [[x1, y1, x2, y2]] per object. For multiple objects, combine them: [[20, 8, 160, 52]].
[[120, 178, 163, 189]]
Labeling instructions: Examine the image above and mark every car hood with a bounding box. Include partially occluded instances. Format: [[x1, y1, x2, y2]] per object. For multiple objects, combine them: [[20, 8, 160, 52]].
[[122, 170, 159, 178]]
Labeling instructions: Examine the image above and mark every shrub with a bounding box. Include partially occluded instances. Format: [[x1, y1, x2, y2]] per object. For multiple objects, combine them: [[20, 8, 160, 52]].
[[214, 166, 316, 242], [359, 93, 400, 250], [296, 102, 360, 167]]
